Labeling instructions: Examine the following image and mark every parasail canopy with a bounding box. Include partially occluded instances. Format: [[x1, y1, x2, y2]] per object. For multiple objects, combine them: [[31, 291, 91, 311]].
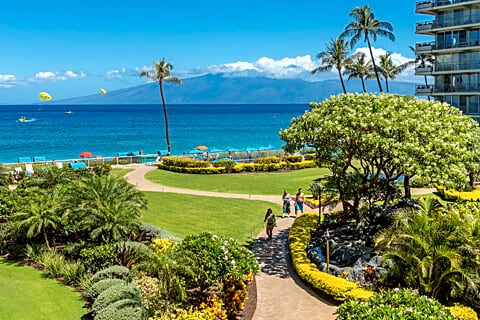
[[100, 89, 107, 95], [39, 92, 51, 101]]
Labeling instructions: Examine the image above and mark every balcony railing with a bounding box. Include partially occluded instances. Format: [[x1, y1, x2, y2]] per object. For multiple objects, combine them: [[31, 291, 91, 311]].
[[416, 40, 480, 52], [416, 0, 480, 12], [415, 65, 434, 75], [435, 60, 480, 71], [415, 85, 434, 95], [416, 13, 480, 32], [434, 84, 480, 93]]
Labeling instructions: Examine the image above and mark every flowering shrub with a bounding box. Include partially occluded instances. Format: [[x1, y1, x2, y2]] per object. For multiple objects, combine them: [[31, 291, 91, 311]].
[[446, 304, 479, 320], [162, 157, 210, 168], [283, 155, 303, 163], [253, 156, 281, 164], [222, 278, 248, 319], [212, 160, 236, 173], [289, 212, 374, 301], [135, 274, 163, 317], [158, 164, 225, 174], [151, 238, 177, 254], [150, 295, 227, 320], [336, 288, 470, 320], [436, 185, 480, 202], [179, 233, 259, 291]]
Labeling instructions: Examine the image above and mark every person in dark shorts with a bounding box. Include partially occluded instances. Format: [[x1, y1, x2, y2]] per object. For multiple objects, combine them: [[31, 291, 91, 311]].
[[295, 188, 305, 217], [263, 208, 276, 242], [282, 190, 291, 218]]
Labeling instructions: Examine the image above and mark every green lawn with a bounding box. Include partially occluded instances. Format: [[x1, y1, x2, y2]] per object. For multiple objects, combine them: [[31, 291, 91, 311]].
[[111, 168, 134, 178], [144, 168, 330, 195], [0, 259, 86, 320], [141, 192, 282, 243]]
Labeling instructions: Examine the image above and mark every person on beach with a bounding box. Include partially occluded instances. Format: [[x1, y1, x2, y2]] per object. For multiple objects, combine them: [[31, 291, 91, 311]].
[[282, 190, 291, 218], [295, 188, 305, 217], [263, 208, 276, 242]]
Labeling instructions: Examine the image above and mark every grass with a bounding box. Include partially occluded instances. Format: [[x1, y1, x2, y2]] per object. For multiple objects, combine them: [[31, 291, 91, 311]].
[[141, 191, 282, 244], [145, 167, 330, 195], [0, 259, 86, 320], [111, 168, 134, 178]]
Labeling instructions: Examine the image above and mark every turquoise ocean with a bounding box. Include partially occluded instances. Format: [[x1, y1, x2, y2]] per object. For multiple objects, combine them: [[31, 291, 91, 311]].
[[0, 104, 308, 163]]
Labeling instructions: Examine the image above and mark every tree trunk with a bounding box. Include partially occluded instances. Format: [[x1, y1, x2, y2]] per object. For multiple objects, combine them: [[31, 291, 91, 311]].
[[385, 77, 389, 93], [338, 68, 347, 94], [424, 76, 431, 101], [367, 36, 383, 93], [159, 81, 172, 156], [43, 228, 51, 250], [404, 176, 412, 199], [361, 77, 366, 93], [469, 171, 475, 188]]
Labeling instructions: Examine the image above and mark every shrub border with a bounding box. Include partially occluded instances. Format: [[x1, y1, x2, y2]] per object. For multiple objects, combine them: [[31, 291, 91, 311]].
[[288, 212, 478, 320]]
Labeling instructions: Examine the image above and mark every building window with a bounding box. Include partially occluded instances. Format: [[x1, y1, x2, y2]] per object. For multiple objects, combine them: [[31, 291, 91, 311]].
[[471, 29, 480, 46], [437, 33, 445, 49], [460, 96, 468, 113], [469, 96, 479, 114], [471, 74, 479, 92]]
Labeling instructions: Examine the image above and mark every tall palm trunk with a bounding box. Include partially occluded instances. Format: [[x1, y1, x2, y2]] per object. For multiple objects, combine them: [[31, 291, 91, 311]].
[[158, 81, 171, 156], [338, 68, 347, 94], [367, 36, 383, 93], [43, 228, 51, 250], [424, 75, 431, 101], [385, 77, 389, 93], [361, 77, 366, 93]]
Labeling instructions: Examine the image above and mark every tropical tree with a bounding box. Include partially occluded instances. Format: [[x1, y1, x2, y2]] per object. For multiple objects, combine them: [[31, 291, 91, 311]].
[[410, 45, 434, 101], [0, 165, 10, 188], [341, 5, 395, 93], [377, 52, 412, 93], [343, 52, 373, 93], [280, 94, 480, 217], [77, 175, 147, 243], [376, 199, 480, 301], [13, 187, 67, 249], [312, 38, 352, 94], [140, 59, 182, 155]]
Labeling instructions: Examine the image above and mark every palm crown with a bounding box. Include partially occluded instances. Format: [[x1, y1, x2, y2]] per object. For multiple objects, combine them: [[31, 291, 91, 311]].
[[140, 59, 182, 85], [343, 52, 373, 92]]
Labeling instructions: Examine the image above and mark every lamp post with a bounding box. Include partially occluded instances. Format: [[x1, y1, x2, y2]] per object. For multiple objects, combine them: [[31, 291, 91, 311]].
[[326, 228, 330, 274]]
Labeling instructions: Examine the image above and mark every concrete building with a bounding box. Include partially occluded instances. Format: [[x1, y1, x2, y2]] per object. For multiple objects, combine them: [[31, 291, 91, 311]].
[[415, 0, 480, 119]]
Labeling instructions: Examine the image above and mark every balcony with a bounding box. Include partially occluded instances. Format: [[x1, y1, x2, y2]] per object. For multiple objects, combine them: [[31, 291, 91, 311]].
[[435, 60, 480, 72], [416, 22, 434, 34], [415, 85, 434, 95], [415, 65, 434, 75], [416, 41, 436, 53], [416, 0, 480, 13], [417, 13, 480, 34], [416, 40, 480, 53]]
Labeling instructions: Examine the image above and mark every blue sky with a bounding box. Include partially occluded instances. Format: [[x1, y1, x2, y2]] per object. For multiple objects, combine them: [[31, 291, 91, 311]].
[[0, 0, 426, 103]]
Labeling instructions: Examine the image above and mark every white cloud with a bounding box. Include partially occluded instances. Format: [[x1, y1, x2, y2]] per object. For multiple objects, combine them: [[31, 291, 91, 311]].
[[30, 70, 86, 82], [0, 74, 23, 88], [105, 66, 153, 80]]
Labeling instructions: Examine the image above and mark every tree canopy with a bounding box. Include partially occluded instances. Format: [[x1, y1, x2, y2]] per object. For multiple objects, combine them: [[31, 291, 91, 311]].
[[280, 94, 480, 216]]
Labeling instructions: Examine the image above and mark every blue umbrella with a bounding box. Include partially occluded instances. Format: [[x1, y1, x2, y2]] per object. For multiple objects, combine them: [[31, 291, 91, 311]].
[[209, 148, 223, 153], [188, 149, 200, 154]]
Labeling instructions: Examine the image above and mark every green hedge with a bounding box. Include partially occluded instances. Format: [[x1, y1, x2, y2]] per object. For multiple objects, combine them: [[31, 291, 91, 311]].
[[162, 156, 210, 168], [253, 156, 281, 164], [212, 160, 236, 173], [95, 299, 146, 320], [89, 278, 126, 299], [92, 283, 142, 315], [283, 155, 302, 163], [91, 266, 133, 284]]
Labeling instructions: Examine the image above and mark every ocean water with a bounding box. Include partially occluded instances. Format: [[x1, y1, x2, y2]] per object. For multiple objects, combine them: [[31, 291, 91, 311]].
[[0, 104, 309, 164]]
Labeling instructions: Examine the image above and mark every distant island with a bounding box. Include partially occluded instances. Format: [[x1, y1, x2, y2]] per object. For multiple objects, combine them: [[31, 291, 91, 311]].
[[48, 74, 415, 105]]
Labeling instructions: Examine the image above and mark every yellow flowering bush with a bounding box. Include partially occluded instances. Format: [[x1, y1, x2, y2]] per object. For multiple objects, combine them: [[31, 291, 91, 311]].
[[150, 295, 227, 320], [289, 212, 374, 301], [151, 238, 177, 254], [436, 185, 480, 202], [446, 304, 479, 320]]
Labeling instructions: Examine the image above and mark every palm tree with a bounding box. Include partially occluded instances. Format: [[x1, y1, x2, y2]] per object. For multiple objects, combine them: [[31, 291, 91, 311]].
[[140, 59, 182, 155], [343, 52, 373, 93], [77, 175, 147, 243], [377, 52, 412, 93], [13, 188, 65, 249], [341, 5, 395, 93], [376, 199, 480, 300], [409, 46, 433, 101], [312, 38, 352, 94]]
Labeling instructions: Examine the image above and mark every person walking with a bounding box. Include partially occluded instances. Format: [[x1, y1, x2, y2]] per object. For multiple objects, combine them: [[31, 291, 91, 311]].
[[295, 188, 305, 217], [282, 190, 292, 218], [263, 208, 276, 243]]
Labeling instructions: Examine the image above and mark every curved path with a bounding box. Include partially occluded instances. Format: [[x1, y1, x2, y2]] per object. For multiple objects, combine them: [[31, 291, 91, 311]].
[[122, 165, 436, 320]]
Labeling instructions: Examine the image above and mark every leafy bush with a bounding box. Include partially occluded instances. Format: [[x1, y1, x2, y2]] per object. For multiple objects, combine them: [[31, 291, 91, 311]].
[[91, 265, 133, 284], [92, 283, 142, 315], [446, 304, 479, 320], [79, 244, 116, 273], [95, 299, 146, 320], [179, 233, 259, 291], [24, 244, 46, 263], [286, 160, 315, 170], [114, 241, 152, 268], [136, 223, 180, 242], [62, 260, 85, 285], [284, 155, 302, 163], [92, 163, 112, 176], [303, 153, 316, 161], [436, 185, 480, 201], [410, 175, 431, 188], [89, 278, 127, 299], [222, 278, 248, 319], [253, 156, 281, 164], [162, 157, 210, 168], [212, 160, 236, 173], [289, 212, 374, 301], [134, 274, 163, 317], [336, 289, 466, 320], [158, 164, 225, 174], [38, 250, 67, 279]]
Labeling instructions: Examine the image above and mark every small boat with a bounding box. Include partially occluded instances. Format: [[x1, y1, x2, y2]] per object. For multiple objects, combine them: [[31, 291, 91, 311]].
[[18, 117, 35, 123], [65, 111, 73, 114]]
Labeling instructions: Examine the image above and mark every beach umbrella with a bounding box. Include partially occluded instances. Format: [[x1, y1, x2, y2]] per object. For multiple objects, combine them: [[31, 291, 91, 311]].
[[196, 146, 208, 151], [79, 152, 93, 157], [39, 92, 51, 101], [209, 148, 223, 153], [100, 89, 107, 95]]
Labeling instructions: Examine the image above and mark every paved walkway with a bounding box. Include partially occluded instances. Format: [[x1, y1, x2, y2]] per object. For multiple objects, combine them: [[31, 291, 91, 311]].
[[122, 165, 437, 320]]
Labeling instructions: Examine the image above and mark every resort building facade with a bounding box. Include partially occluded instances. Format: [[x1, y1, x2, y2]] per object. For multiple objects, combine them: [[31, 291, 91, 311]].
[[415, 0, 480, 119]]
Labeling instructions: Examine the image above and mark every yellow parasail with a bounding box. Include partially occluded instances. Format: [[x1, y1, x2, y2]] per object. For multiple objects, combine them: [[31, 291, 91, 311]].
[[39, 92, 51, 101], [100, 89, 107, 95]]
